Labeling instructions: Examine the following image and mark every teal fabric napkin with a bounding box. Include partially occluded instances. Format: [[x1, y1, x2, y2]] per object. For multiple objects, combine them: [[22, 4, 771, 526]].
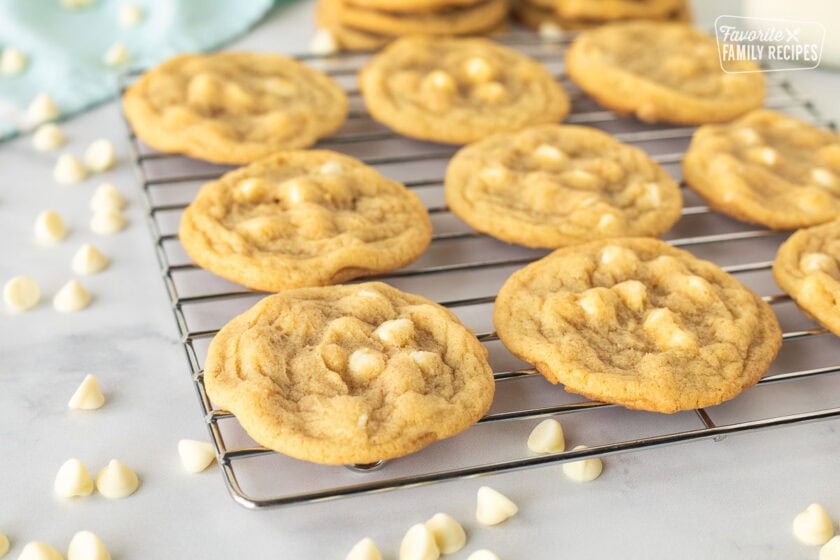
[[0, 0, 275, 140]]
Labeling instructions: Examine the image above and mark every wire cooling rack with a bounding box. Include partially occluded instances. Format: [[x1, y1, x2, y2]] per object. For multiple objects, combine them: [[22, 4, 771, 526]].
[[121, 31, 840, 509]]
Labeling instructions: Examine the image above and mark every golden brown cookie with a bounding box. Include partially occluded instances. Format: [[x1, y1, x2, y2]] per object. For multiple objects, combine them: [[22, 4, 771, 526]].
[[556, 0, 685, 21], [445, 125, 682, 248], [123, 53, 348, 164], [494, 238, 782, 413], [179, 151, 432, 292], [683, 110, 840, 230], [565, 22, 765, 124], [204, 282, 496, 465], [514, 0, 691, 30], [342, 0, 483, 14], [359, 36, 570, 144], [316, 0, 392, 51], [335, 0, 508, 37], [773, 219, 840, 336]]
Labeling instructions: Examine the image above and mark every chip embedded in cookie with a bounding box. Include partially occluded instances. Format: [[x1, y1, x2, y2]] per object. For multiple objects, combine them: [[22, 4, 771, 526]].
[[359, 36, 570, 144], [683, 110, 840, 230], [494, 238, 781, 413], [445, 124, 683, 248], [179, 151, 432, 292], [565, 22, 765, 124], [773, 218, 840, 336], [123, 53, 348, 164], [204, 282, 496, 464]]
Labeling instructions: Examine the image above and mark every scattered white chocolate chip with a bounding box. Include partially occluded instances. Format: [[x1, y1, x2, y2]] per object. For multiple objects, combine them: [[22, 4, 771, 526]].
[[34, 210, 67, 244], [464, 57, 494, 83], [96, 459, 139, 499], [90, 209, 126, 235], [68, 374, 105, 410], [119, 4, 144, 27], [467, 550, 500, 560], [793, 503, 835, 546], [320, 161, 343, 175], [821, 536, 840, 560], [3, 276, 41, 312], [476, 486, 518, 526], [399, 523, 440, 560], [425, 513, 466, 555], [345, 537, 382, 560], [527, 418, 565, 454], [1, 47, 27, 75], [538, 21, 564, 42], [54, 458, 94, 498], [32, 123, 66, 151], [90, 183, 126, 212], [27, 93, 60, 126], [53, 280, 91, 312], [0, 532, 8, 557], [17, 542, 63, 560], [53, 154, 88, 184], [348, 349, 386, 380], [67, 531, 110, 560], [84, 139, 116, 172], [178, 439, 216, 473], [309, 29, 338, 56], [103, 43, 130, 67], [373, 319, 415, 347], [72, 244, 109, 275], [562, 445, 604, 482]]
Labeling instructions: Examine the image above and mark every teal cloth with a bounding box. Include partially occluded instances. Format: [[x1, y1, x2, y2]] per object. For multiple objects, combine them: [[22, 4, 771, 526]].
[[0, 0, 275, 140]]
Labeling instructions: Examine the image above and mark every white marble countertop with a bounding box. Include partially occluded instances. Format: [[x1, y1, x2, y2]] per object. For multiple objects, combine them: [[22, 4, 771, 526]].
[[2, 2, 840, 558]]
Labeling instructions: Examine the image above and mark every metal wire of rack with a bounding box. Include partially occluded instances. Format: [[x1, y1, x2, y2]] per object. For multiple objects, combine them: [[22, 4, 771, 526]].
[[121, 31, 840, 509]]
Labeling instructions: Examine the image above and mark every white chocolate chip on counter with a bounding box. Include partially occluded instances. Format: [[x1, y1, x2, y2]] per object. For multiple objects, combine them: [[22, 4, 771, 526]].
[[84, 139, 116, 172], [345, 537, 382, 560], [96, 459, 139, 499], [103, 42, 130, 67], [53, 154, 88, 184], [119, 4, 144, 27], [27, 93, 60, 125], [467, 550, 501, 560], [348, 349, 386, 381], [90, 209, 126, 235], [67, 531, 110, 560], [538, 21, 564, 42], [821, 536, 840, 560], [90, 183, 126, 212], [34, 210, 67, 245], [527, 418, 565, 454], [562, 445, 603, 482], [424, 513, 466, 554], [17, 542, 63, 560], [32, 124, 66, 151], [178, 439, 216, 473], [399, 523, 440, 560], [3, 276, 41, 312], [54, 458, 94, 498], [309, 29, 339, 56], [476, 486, 518, 526], [1, 47, 27, 75], [53, 280, 91, 312], [72, 244, 109, 275], [373, 319, 415, 347], [0, 532, 8, 557], [68, 374, 105, 410], [793, 503, 835, 546]]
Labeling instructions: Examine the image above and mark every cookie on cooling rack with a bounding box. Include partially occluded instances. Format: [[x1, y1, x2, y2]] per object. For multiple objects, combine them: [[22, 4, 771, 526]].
[[683, 110, 840, 230], [773, 219, 840, 337], [123, 53, 348, 164], [494, 238, 782, 413], [445, 124, 682, 248], [555, 0, 686, 21], [513, 0, 691, 33], [179, 150, 432, 292], [204, 282, 495, 465], [565, 22, 765, 124], [359, 36, 570, 144], [334, 0, 508, 36]]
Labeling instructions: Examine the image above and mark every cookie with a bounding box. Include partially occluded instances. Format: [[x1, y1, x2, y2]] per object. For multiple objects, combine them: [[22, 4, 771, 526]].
[[316, 0, 392, 51], [342, 0, 483, 14], [445, 124, 683, 248], [204, 282, 496, 464], [773, 219, 840, 336], [335, 0, 508, 36], [556, 0, 685, 21], [494, 238, 782, 413], [359, 36, 570, 144], [565, 22, 765, 124], [179, 151, 432, 292], [683, 110, 840, 230], [123, 53, 348, 164], [514, 0, 691, 30]]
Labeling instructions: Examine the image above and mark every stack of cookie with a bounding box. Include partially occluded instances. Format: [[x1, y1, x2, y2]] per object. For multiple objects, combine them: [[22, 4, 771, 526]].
[[315, 0, 509, 52], [513, 0, 690, 35]]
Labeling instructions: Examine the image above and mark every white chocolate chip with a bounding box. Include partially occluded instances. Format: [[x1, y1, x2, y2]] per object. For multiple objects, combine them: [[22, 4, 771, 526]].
[[0, 532, 8, 557], [597, 213, 619, 232], [72, 244, 109, 275], [119, 4, 144, 27], [600, 245, 638, 271], [538, 21, 564, 42], [424, 70, 457, 93], [358, 289, 383, 299], [527, 418, 565, 453], [90, 209, 127, 235], [96, 459, 139, 499], [472, 81, 506, 104], [309, 29, 338, 56], [812, 168, 838, 189], [27, 93, 60, 125], [732, 126, 761, 146], [640, 182, 661, 209], [346, 537, 382, 560], [793, 503, 835, 546], [84, 139, 116, 172], [534, 144, 566, 164], [820, 536, 840, 560], [237, 178, 266, 200], [373, 319, 415, 347], [424, 513, 466, 555], [68, 374, 105, 410], [562, 444, 603, 482], [103, 42, 130, 67], [1, 47, 27, 75], [643, 308, 697, 352], [684, 275, 715, 302], [32, 123, 66, 151], [748, 146, 778, 166], [348, 349, 386, 380], [576, 288, 616, 324], [409, 351, 440, 372], [285, 179, 309, 205], [34, 210, 67, 244], [320, 161, 343, 175], [54, 458, 94, 498], [464, 57, 494, 83], [17, 542, 63, 560], [399, 523, 439, 560], [178, 439, 216, 473], [476, 486, 518, 526], [54, 154, 87, 184], [53, 280, 91, 312], [467, 550, 501, 560], [478, 166, 510, 187], [612, 280, 647, 313], [800, 253, 840, 279], [3, 276, 41, 312], [67, 530, 110, 560]]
